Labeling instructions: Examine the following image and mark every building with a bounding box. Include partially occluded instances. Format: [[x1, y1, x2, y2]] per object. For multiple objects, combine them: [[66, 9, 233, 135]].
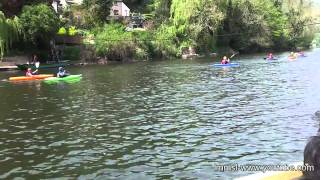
[[66, 0, 83, 5], [52, 0, 83, 12], [110, 1, 130, 17]]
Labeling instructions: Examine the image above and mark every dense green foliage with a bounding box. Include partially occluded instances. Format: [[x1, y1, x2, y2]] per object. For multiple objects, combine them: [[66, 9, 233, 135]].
[[82, 0, 114, 26], [62, 46, 81, 60], [19, 4, 60, 46], [93, 23, 152, 61], [57, 26, 78, 36], [156, 0, 315, 54], [312, 33, 320, 47], [87, 0, 317, 60], [1, 0, 318, 61], [0, 11, 21, 59]]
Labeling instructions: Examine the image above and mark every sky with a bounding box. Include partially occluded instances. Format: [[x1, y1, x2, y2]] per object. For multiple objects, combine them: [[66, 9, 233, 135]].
[[313, 0, 320, 5]]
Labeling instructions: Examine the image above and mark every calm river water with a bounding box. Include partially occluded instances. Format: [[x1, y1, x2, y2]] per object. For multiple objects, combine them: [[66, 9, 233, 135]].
[[1, 51, 320, 179]]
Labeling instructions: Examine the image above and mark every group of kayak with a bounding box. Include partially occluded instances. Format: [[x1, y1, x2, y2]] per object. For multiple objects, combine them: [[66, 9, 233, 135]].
[[265, 51, 306, 61], [25, 66, 69, 78], [9, 65, 82, 83], [214, 51, 306, 67]]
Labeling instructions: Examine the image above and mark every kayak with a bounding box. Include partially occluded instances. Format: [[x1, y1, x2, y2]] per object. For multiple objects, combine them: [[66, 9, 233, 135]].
[[9, 74, 54, 81], [264, 57, 278, 61], [235, 162, 303, 180], [44, 74, 82, 83], [236, 171, 302, 180], [212, 63, 240, 67], [288, 57, 297, 61]]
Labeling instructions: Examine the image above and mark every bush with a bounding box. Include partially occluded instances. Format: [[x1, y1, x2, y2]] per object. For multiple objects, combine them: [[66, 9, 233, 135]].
[[134, 47, 148, 60], [62, 46, 80, 60], [152, 24, 179, 58], [132, 30, 154, 58], [94, 23, 136, 61], [57, 26, 78, 36], [19, 4, 60, 46], [57, 27, 67, 35], [0, 11, 22, 59], [312, 33, 320, 47], [68, 26, 77, 36]]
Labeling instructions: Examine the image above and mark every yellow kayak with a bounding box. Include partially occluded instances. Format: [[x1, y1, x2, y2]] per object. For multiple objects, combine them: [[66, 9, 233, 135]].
[[261, 171, 302, 180], [236, 171, 302, 180], [288, 56, 297, 61], [235, 162, 303, 180]]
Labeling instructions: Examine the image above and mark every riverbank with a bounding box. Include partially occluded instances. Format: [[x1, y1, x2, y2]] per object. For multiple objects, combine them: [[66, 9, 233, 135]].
[[0, 47, 312, 71]]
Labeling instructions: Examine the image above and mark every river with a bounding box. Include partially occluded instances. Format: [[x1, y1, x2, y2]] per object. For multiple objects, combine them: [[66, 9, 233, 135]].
[[0, 51, 320, 179]]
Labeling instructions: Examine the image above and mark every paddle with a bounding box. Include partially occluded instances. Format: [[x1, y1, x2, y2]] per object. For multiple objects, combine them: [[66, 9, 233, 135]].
[[229, 53, 238, 59], [264, 57, 278, 60], [34, 61, 40, 74], [35, 61, 40, 68], [228, 52, 238, 63]]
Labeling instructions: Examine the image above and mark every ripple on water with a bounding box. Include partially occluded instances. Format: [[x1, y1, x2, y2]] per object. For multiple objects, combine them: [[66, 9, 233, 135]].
[[0, 54, 320, 179]]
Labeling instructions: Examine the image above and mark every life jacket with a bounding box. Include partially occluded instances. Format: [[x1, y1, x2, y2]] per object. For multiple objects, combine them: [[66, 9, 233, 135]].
[[26, 71, 33, 77]]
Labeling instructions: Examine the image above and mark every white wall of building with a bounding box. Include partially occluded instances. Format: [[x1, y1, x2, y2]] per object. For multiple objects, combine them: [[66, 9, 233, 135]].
[[67, 0, 83, 5], [110, 1, 130, 17], [54, 0, 83, 9]]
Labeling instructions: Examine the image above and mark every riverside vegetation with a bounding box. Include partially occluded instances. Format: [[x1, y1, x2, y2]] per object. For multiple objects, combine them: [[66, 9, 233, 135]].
[[0, 0, 318, 62]]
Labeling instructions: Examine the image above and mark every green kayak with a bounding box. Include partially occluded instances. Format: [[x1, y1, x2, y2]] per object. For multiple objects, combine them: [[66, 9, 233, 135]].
[[44, 74, 82, 83]]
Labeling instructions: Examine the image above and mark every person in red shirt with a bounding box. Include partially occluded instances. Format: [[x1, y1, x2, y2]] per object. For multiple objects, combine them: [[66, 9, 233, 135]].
[[221, 56, 230, 64], [26, 68, 38, 77]]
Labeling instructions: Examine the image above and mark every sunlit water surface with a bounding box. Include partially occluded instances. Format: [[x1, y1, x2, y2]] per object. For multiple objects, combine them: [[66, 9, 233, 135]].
[[1, 51, 320, 179]]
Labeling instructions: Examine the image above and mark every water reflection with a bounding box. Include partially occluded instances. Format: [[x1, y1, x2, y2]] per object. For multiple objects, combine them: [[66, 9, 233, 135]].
[[0, 52, 319, 179]]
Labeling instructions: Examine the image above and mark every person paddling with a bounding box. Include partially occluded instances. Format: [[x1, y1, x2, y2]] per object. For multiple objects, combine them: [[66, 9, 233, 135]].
[[221, 53, 238, 64], [57, 67, 70, 78], [221, 56, 230, 64], [267, 53, 273, 60], [26, 68, 38, 77], [298, 51, 305, 57], [289, 52, 297, 60]]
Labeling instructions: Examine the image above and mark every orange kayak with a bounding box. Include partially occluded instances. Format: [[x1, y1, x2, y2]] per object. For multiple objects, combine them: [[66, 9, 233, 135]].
[[9, 74, 54, 81]]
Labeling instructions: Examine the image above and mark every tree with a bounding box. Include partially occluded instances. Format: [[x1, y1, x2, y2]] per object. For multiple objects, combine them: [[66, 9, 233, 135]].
[[0, 0, 53, 17], [284, 0, 314, 48], [82, 0, 114, 25], [19, 3, 60, 47], [189, 0, 224, 51], [0, 0, 25, 17], [150, 0, 171, 23], [0, 11, 21, 59]]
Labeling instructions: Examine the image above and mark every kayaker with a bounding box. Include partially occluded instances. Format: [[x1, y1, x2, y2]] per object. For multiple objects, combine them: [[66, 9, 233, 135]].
[[57, 67, 69, 78], [25, 68, 38, 77], [267, 53, 273, 60], [298, 51, 305, 57], [289, 52, 296, 59], [221, 56, 230, 64]]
